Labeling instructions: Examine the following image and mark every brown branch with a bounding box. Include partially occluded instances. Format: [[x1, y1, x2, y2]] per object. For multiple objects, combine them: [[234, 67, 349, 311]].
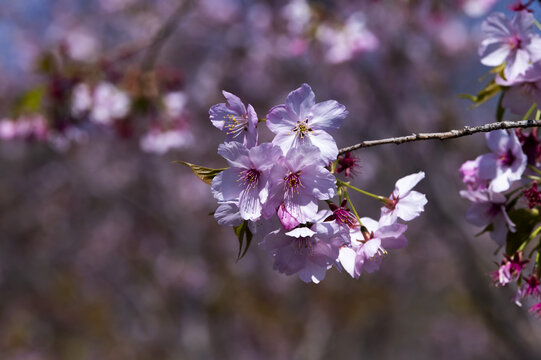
[[140, 0, 193, 71], [338, 120, 541, 155]]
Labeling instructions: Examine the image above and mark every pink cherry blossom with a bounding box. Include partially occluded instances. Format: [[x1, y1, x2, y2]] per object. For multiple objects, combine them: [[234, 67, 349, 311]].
[[460, 188, 515, 245], [260, 218, 346, 283], [209, 91, 258, 148], [266, 144, 337, 224], [459, 157, 489, 191], [338, 216, 408, 279], [477, 130, 527, 193], [479, 12, 541, 81], [211, 142, 283, 221], [379, 171, 427, 226], [266, 83, 347, 163]]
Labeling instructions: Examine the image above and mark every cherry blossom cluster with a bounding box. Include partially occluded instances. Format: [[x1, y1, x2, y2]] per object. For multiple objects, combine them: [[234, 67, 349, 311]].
[[199, 84, 427, 283], [462, 6, 541, 315], [0, 48, 193, 154]]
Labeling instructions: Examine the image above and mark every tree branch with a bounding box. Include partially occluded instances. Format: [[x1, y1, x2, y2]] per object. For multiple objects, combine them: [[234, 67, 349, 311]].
[[338, 120, 541, 155], [140, 0, 193, 71]]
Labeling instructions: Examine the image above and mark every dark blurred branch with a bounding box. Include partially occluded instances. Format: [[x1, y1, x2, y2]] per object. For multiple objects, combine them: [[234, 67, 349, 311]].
[[140, 0, 193, 71], [339, 119, 541, 155]]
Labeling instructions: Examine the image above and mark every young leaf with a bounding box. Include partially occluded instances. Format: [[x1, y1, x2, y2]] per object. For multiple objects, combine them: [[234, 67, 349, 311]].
[[14, 86, 45, 116], [233, 220, 253, 261], [174, 161, 227, 185], [460, 80, 502, 108], [506, 208, 541, 256]]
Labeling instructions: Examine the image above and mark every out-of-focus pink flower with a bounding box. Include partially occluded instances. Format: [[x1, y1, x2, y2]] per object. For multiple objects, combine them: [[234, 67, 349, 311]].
[[380, 171, 427, 226], [72, 82, 131, 125], [477, 130, 527, 192], [163, 91, 187, 118], [479, 12, 541, 82], [139, 127, 194, 155], [282, 0, 312, 35], [316, 12, 379, 64], [460, 189, 515, 245], [459, 157, 488, 191], [0, 115, 48, 141], [461, 0, 497, 17], [63, 28, 100, 62]]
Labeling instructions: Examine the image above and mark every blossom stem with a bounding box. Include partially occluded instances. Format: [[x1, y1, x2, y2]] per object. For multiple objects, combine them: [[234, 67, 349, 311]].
[[523, 103, 537, 121], [338, 120, 541, 155], [337, 179, 385, 202], [528, 165, 541, 177], [535, 19, 541, 32], [343, 190, 363, 227]]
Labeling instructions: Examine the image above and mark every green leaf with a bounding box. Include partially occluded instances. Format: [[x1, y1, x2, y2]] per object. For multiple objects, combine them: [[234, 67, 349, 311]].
[[506, 208, 541, 256], [173, 161, 227, 185], [14, 86, 45, 115], [460, 80, 502, 108], [233, 220, 253, 261]]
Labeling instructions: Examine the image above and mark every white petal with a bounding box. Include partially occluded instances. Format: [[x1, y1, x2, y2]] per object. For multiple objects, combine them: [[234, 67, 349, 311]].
[[395, 171, 425, 196]]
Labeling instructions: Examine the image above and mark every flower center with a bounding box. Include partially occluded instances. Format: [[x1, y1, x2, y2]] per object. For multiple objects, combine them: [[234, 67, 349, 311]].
[[499, 149, 516, 167], [238, 168, 261, 189], [293, 118, 313, 138], [509, 35, 523, 50], [334, 208, 358, 228], [224, 113, 249, 138], [284, 170, 304, 194]]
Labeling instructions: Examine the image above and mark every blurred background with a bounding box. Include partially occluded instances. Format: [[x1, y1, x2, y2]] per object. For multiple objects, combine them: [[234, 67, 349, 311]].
[[1, 0, 541, 359]]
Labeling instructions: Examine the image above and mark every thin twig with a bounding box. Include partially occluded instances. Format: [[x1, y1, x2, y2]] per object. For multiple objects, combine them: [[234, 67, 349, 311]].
[[338, 119, 541, 155], [140, 0, 193, 71]]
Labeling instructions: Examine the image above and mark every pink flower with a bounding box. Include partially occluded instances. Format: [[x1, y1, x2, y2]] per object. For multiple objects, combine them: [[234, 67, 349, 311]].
[[266, 84, 348, 163], [460, 189, 515, 245], [211, 142, 283, 221], [479, 12, 541, 81], [209, 91, 258, 148], [459, 157, 488, 191], [379, 171, 427, 226], [338, 216, 408, 279], [260, 218, 346, 283], [477, 130, 527, 192], [72, 82, 131, 124], [266, 145, 337, 224]]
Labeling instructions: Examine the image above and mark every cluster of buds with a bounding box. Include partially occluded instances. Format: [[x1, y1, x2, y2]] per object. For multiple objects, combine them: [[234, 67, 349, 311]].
[[461, 7, 541, 316], [184, 84, 427, 283]]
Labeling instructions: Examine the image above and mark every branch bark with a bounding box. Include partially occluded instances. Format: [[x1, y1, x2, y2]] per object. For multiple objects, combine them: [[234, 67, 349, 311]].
[[140, 0, 193, 71], [338, 119, 541, 155]]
